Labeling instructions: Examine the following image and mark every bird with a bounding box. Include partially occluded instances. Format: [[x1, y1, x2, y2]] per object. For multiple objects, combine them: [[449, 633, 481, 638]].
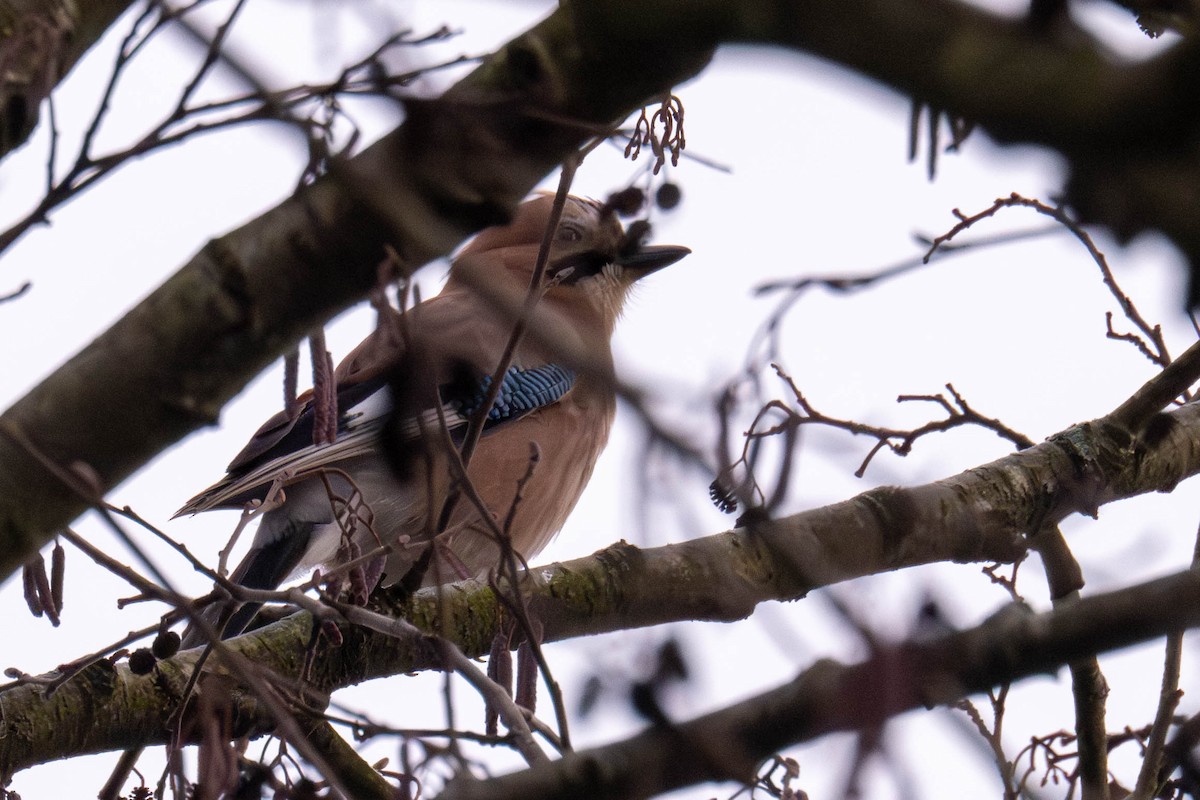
[[176, 193, 690, 642]]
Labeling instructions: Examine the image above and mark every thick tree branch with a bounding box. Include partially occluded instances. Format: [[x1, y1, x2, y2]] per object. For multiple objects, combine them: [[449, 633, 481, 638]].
[[4, 391, 1200, 775], [726, 0, 1199, 156], [444, 566, 1200, 800]]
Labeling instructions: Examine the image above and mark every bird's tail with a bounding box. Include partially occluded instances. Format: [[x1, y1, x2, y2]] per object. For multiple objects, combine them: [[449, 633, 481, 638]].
[[180, 524, 313, 649]]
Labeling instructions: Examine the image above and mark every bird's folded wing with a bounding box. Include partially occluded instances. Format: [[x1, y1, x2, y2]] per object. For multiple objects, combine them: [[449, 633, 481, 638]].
[[173, 377, 395, 515], [174, 363, 575, 516]]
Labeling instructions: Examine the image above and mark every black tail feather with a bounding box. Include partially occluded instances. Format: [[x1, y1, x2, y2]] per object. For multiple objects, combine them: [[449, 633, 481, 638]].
[[181, 524, 313, 648]]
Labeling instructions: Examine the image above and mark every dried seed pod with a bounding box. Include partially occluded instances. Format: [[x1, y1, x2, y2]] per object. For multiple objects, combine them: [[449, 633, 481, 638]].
[[151, 631, 181, 660], [656, 182, 682, 210], [604, 186, 645, 217], [128, 648, 156, 675]]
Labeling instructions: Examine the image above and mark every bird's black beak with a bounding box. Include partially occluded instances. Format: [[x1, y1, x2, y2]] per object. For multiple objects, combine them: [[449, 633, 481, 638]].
[[616, 244, 691, 275]]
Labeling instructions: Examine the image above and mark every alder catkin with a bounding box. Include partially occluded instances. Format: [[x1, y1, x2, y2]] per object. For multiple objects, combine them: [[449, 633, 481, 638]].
[[51, 541, 65, 614]]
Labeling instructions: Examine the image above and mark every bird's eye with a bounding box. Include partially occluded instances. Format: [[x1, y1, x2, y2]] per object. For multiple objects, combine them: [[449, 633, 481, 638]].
[[557, 222, 584, 243]]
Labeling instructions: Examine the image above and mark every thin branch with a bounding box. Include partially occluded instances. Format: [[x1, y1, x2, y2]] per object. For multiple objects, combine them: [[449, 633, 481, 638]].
[[924, 194, 1173, 373], [335, 603, 550, 768], [1130, 515, 1200, 800], [1031, 524, 1108, 800]]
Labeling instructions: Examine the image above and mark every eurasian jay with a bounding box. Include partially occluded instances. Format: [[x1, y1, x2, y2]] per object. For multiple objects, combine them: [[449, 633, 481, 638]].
[[177, 194, 689, 641]]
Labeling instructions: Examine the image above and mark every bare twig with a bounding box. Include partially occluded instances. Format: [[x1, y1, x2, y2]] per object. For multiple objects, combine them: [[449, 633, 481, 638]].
[[1129, 515, 1200, 799], [0, 7, 471, 258], [335, 603, 550, 767], [924, 194, 1173, 373], [746, 368, 1034, 482], [0, 281, 31, 303]]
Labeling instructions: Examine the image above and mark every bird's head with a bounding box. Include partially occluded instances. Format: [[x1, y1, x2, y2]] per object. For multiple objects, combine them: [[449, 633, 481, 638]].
[[447, 193, 690, 335]]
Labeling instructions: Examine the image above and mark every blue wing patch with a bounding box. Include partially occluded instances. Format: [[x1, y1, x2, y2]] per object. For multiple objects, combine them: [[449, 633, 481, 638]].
[[459, 364, 576, 425]]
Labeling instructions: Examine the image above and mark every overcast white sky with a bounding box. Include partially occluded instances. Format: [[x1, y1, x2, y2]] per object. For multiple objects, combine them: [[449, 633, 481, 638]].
[[3, 2, 1198, 798]]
